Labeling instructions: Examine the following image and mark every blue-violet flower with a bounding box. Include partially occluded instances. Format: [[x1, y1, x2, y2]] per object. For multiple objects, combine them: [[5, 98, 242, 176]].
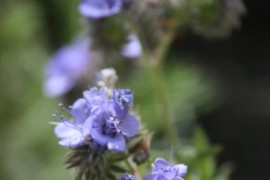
[[113, 89, 134, 110], [145, 157, 187, 180], [83, 100, 139, 152], [121, 35, 142, 58], [44, 39, 90, 97], [121, 172, 136, 180], [54, 98, 91, 148]]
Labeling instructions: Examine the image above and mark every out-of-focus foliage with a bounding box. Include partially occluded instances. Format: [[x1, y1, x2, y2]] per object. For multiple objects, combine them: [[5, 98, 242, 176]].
[[0, 1, 72, 179]]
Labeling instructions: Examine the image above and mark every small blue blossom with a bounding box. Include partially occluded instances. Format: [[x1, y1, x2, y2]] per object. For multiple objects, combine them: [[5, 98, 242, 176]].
[[79, 0, 125, 19], [83, 87, 108, 111], [145, 157, 187, 180], [121, 35, 142, 58], [44, 39, 91, 97], [121, 172, 136, 180], [54, 98, 91, 148], [83, 100, 139, 152], [113, 89, 134, 110]]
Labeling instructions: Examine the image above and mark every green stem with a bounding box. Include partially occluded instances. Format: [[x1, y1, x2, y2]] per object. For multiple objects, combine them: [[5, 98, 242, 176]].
[[129, 10, 182, 160], [154, 20, 179, 67], [126, 158, 142, 180], [153, 65, 180, 145], [139, 35, 181, 160]]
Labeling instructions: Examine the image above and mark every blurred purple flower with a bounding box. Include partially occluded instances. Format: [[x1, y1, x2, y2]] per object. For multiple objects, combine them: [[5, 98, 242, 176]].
[[121, 35, 142, 58], [83, 100, 139, 152], [121, 172, 136, 180], [145, 157, 187, 180], [79, 0, 124, 19], [113, 89, 133, 110], [54, 98, 91, 148], [44, 39, 90, 97]]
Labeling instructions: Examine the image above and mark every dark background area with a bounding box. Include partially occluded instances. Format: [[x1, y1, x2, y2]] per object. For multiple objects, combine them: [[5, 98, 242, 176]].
[[173, 0, 270, 179]]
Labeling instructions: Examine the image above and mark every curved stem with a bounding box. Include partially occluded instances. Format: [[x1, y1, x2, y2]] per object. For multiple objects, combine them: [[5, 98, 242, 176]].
[[126, 157, 142, 180], [139, 33, 181, 160], [128, 10, 183, 160]]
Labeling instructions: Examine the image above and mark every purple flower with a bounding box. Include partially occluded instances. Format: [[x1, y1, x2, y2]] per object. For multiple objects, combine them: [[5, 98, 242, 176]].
[[121, 35, 142, 58], [44, 39, 90, 97], [113, 89, 133, 110], [79, 0, 124, 19], [145, 158, 187, 180], [121, 172, 136, 180], [83, 100, 139, 152], [54, 98, 91, 148], [83, 87, 108, 111]]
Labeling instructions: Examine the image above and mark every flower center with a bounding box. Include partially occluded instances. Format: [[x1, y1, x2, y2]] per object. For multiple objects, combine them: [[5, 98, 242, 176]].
[[161, 167, 171, 172], [103, 115, 120, 137]]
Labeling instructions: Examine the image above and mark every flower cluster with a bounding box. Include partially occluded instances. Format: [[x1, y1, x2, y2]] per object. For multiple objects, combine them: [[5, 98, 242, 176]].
[[145, 157, 187, 180], [53, 69, 139, 152], [121, 157, 187, 180]]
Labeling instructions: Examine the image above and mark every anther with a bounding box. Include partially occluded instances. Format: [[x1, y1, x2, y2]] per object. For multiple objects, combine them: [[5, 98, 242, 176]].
[[58, 103, 71, 114]]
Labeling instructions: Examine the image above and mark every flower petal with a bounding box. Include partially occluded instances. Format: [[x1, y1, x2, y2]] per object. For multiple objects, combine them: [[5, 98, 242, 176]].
[[54, 122, 83, 147], [119, 114, 139, 137], [152, 158, 170, 171], [173, 164, 188, 177], [121, 35, 142, 58], [83, 116, 95, 138], [55, 122, 80, 138], [43, 38, 90, 97], [83, 87, 107, 108], [71, 98, 90, 124], [58, 133, 84, 148], [83, 114, 109, 146], [44, 75, 75, 97], [79, 0, 123, 19], [144, 173, 159, 180], [113, 89, 134, 109], [106, 134, 126, 152], [172, 177, 184, 180], [90, 125, 107, 146], [164, 170, 178, 179]]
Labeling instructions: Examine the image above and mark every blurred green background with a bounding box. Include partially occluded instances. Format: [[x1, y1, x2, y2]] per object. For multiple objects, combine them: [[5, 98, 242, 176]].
[[0, 0, 270, 179]]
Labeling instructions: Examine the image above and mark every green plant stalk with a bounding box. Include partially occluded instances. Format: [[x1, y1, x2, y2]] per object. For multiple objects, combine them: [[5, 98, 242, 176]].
[[151, 63, 181, 151], [154, 19, 179, 68], [138, 28, 182, 161], [126, 157, 142, 180]]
